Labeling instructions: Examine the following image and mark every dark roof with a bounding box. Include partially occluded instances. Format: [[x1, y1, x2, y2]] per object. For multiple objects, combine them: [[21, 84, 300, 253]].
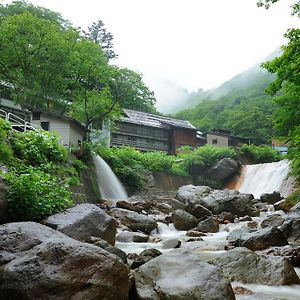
[[122, 109, 196, 131], [34, 110, 88, 132]]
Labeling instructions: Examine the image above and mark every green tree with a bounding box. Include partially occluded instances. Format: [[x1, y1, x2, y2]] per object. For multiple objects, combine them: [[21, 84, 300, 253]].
[[0, 12, 77, 110], [257, 0, 300, 17], [110, 68, 157, 113], [83, 20, 117, 60]]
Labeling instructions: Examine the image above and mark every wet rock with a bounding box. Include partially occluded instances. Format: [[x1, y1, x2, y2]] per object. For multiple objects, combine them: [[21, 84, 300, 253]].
[[233, 286, 254, 295], [260, 214, 285, 228], [110, 208, 157, 234], [290, 201, 300, 214], [162, 238, 181, 249], [133, 250, 236, 299], [177, 185, 258, 217], [186, 230, 207, 237], [185, 203, 213, 220], [228, 227, 288, 251], [195, 216, 219, 233], [176, 185, 212, 204], [0, 222, 130, 299], [89, 236, 127, 263], [260, 192, 282, 204], [194, 247, 299, 285], [116, 231, 149, 243], [274, 199, 294, 212], [207, 158, 240, 181], [239, 215, 252, 222], [260, 245, 300, 267], [155, 203, 174, 214], [247, 220, 258, 230], [152, 197, 186, 211], [116, 200, 142, 212], [130, 248, 162, 269], [171, 209, 198, 230], [279, 214, 300, 242], [219, 212, 235, 223], [43, 203, 117, 245]]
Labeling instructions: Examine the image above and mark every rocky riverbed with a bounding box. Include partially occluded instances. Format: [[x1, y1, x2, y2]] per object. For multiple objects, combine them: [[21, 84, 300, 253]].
[[0, 185, 300, 299]]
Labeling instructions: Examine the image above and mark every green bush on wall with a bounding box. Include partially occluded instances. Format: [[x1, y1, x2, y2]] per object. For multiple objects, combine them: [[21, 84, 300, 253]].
[[239, 144, 281, 163], [5, 166, 73, 221]]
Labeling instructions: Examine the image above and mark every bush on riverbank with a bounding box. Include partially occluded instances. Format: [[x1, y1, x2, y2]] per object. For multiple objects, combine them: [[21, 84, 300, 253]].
[[238, 144, 281, 163], [0, 122, 82, 221]]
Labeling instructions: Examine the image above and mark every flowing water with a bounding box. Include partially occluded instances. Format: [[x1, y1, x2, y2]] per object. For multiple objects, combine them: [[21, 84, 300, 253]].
[[93, 155, 128, 203], [232, 160, 294, 198], [115, 159, 299, 299]]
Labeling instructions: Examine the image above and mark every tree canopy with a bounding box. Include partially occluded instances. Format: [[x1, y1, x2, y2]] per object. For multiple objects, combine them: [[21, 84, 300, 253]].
[[0, 1, 157, 129]]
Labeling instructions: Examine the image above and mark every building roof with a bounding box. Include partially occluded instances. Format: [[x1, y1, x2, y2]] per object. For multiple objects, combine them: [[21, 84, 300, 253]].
[[34, 110, 88, 132], [122, 109, 196, 131]]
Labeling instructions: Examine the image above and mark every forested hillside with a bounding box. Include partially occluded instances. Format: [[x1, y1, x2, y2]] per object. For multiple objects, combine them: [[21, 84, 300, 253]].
[[174, 62, 276, 143]]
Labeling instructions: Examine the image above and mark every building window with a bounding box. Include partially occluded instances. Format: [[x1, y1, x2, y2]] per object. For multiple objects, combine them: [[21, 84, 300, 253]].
[[212, 139, 218, 144], [41, 121, 49, 131], [32, 112, 41, 120]]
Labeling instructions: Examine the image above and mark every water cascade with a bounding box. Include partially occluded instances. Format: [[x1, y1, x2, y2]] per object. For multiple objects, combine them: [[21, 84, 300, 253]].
[[232, 160, 294, 198], [93, 155, 128, 203]]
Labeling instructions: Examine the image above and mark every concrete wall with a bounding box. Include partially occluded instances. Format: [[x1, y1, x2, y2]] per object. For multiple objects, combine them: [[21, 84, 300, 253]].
[[153, 172, 193, 191], [69, 123, 86, 146], [207, 133, 229, 147]]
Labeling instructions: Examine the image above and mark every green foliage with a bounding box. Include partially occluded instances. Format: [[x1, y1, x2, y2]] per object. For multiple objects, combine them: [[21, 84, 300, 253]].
[[0, 143, 13, 163], [238, 144, 281, 163], [11, 130, 67, 165], [0, 118, 11, 141], [5, 166, 72, 221]]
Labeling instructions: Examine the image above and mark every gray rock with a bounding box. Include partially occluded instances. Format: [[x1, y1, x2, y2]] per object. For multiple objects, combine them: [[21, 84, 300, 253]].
[[195, 216, 219, 233], [133, 250, 235, 300], [130, 248, 162, 269], [116, 200, 142, 212], [207, 158, 240, 181], [185, 203, 212, 220], [116, 231, 149, 243], [260, 192, 282, 204], [0, 222, 129, 300], [177, 185, 258, 217], [162, 238, 181, 249], [194, 247, 299, 285], [260, 214, 285, 228], [228, 227, 288, 251], [171, 209, 198, 230], [219, 212, 235, 223], [89, 236, 127, 263], [279, 214, 300, 242], [44, 203, 117, 245], [290, 201, 300, 213], [110, 208, 157, 234]]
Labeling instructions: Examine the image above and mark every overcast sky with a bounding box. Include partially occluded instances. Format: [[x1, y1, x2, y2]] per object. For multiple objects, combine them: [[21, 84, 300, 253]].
[[4, 0, 299, 111]]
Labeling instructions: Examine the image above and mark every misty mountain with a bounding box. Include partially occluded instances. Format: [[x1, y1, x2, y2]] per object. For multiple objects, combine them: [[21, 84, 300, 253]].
[[173, 58, 277, 143]]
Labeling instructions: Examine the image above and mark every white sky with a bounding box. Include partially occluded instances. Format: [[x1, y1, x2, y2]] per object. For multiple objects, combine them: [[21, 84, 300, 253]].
[[3, 0, 300, 111]]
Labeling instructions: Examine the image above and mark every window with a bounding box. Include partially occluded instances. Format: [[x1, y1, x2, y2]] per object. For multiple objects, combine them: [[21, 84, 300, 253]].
[[41, 121, 49, 131], [212, 139, 218, 144], [32, 112, 41, 120]]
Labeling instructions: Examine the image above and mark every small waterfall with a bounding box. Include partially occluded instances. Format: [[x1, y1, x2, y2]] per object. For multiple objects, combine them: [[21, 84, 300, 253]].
[[234, 160, 293, 198], [93, 155, 128, 203]]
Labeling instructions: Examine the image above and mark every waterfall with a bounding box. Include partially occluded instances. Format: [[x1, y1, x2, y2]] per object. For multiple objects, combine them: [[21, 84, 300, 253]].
[[234, 159, 294, 198], [93, 155, 128, 203]]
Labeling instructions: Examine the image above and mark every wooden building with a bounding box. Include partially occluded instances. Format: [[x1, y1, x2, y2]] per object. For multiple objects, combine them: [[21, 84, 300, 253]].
[[111, 109, 198, 154]]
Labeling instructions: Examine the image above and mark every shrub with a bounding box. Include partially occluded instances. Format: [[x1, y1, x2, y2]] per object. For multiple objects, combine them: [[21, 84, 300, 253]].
[[239, 144, 281, 163], [5, 166, 73, 221], [0, 143, 13, 163], [0, 118, 11, 141], [11, 130, 67, 165]]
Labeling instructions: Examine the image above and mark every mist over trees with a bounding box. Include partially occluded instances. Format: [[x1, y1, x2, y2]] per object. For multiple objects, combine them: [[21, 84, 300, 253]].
[[0, 1, 157, 129]]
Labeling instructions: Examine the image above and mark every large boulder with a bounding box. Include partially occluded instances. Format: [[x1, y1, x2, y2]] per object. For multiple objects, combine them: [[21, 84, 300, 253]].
[[207, 158, 240, 181], [171, 209, 198, 230], [195, 216, 219, 233], [260, 192, 282, 204], [44, 203, 117, 245], [110, 208, 157, 234], [279, 214, 300, 242], [193, 247, 299, 285], [260, 214, 285, 228], [176, 185, 258, 217], [0, 222, 130, 300], [228, 227, 288, 251], [185, 203, 213, 220], [133, 250, 236, 300]]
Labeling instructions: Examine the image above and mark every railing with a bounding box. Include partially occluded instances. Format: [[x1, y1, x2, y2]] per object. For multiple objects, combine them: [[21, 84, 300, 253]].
[[0, 108, 37, 132]]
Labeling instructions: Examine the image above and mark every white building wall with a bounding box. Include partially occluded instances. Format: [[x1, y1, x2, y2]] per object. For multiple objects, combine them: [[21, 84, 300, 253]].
[[207, 133, 229, 147], [69, 123, 86, 146]]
